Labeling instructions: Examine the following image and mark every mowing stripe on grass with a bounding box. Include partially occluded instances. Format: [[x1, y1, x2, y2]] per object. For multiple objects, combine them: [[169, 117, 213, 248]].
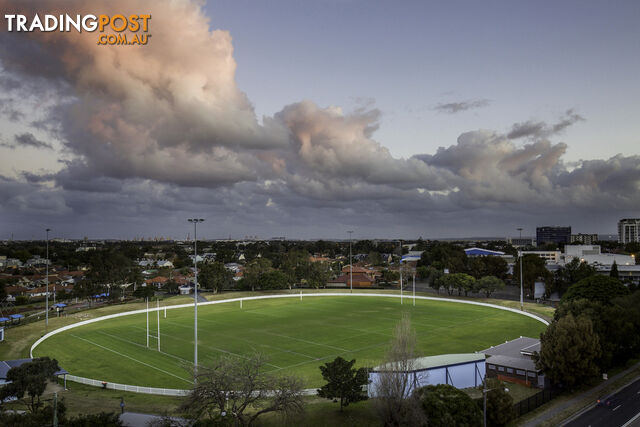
[[96, 330, 194, 366], [194, 317, 319, 360], [136, 321, 283, 369], [70, 334, 192, 384]]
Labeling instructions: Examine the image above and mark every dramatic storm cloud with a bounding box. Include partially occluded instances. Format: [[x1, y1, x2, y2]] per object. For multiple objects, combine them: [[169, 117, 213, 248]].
[[0, 0, 638, 239]]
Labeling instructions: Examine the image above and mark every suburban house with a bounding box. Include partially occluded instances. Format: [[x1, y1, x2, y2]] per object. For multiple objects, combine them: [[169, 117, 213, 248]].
[[328, 273, 375, 288]]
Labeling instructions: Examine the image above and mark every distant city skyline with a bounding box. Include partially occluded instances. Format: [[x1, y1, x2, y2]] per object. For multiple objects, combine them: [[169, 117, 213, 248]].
[[0, 0, 639, 239]]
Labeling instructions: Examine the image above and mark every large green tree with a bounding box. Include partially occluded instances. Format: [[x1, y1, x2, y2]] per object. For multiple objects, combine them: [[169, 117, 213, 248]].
[[467, 256, 508, 280], [418, 242, 468, 273], [437, 273, 476, 296], [476, 276, 505, 298], [551, 258, 597, 296], [0, 357, 60, 413], [415, 384, 482, 427], [242, 258, 272, 291], [561, 275, 628, 305], [534, 313, 601, 388], [198, 261, 234, 293], [260, 270, 290, 290], [317, 357, 369, 411]]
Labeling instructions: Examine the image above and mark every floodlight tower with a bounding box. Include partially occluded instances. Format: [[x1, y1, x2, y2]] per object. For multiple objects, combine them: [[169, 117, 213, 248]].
[[347, 231, 354, 293], [517, 227, 524, 311], [45, 228, 51, 330], [188, 218, 205, 381]]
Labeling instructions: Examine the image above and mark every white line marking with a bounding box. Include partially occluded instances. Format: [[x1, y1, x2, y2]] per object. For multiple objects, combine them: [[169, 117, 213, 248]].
[[194, 317, 318, 359], [262, 330, 350, 352], [96, 330, 192, 365], [622, 410, 640, 427], [132, 323, 282, 369], [71, 334, 192, 384], [614, 405, 621, 411]]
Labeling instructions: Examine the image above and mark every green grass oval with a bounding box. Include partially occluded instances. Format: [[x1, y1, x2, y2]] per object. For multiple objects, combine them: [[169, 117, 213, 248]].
[[34, 296, 546, 388]]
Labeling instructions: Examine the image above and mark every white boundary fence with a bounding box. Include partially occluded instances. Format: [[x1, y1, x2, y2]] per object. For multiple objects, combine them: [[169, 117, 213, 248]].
[[66, 374, 190, 396], [31, 293, 549, 395]]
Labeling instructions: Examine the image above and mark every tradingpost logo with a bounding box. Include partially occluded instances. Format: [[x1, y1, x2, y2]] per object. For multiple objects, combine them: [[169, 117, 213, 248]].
[[3, 13, 151, 46]]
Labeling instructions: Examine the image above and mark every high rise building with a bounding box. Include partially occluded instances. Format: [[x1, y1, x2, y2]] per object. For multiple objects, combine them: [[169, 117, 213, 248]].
[[536, 226, 571, 246], [618, 218, 640, 244]]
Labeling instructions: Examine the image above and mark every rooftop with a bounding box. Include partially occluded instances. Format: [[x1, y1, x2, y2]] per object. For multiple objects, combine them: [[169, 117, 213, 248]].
[[482, 336, 540, 359], [373, 353, 485, 372]]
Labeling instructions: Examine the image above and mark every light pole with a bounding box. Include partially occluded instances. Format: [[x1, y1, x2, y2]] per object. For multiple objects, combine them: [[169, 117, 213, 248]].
[[517, 227, 523, 311], [45, 228, 51, 330], [347, 231, 353, 293], [188, 218, 205, 381], [412, 270, 416, 306], [483, 376, 508, 427]]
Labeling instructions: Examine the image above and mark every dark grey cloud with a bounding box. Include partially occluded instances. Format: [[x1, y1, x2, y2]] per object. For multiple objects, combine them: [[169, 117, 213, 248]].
[[14, 132, 53, 150], [507, 109, 584, 139], [434, 99, 491, 114], [1, 132, 53, 150]]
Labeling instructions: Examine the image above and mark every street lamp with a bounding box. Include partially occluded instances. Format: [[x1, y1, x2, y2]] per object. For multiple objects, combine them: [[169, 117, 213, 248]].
[[188, 218, 205, 381], [517, 227, 523, 311], [45, 228, 51, 330], [483, 376, 508, 427], [347, 231, 353, 293]]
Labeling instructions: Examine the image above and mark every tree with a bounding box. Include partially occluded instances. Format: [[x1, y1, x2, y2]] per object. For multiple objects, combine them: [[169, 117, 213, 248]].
[[305, 261, 330, 289], [418, 242, 467, 273], [261, 270, 290, 290], [476, 276, 505, 298], [467, 256, 508, 280], [416, 266, 430, 281], [561, 275, 628, 305], [534, 314, 601, 389], [551, 258, 597, 296], [373, 314, 427, 427], [610, 261, 619, 279], [437, 273, 475, 296], [0, 357, 60, 413], [198, 261, 233, 293], [180, 353, 304, 426], [380, 269, 400, 286], [415, 384, 482, 427], [243, 258, 272, 291], [133, 285, 155, 299], [317, 357, 369, 411], [483, 377, 515, 427], [555, 297, 639, 370], [513, 254, 553, 296]]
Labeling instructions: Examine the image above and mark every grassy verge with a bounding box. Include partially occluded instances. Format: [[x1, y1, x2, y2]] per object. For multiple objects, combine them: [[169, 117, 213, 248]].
[[257, 396, 380, 427]]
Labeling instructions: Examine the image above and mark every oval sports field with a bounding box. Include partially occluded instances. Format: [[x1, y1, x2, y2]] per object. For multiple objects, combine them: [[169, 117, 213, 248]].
[[32, 295, 547, 388]]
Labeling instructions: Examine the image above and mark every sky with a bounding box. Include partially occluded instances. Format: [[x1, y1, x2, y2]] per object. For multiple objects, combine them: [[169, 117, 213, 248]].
[[0, 0, 638, 241]]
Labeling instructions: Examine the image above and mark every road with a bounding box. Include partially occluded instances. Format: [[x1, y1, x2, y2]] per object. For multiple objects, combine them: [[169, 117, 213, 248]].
[[564, 377, 640, 427]]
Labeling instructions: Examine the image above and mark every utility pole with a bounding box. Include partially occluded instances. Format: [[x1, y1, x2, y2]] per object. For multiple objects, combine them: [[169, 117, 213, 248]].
[[53, 392, 58, 427], [517, 227, 524, 311], [347, 231, 353, 293], [45, 228, 51, 331], [188, 218, 205, 382]]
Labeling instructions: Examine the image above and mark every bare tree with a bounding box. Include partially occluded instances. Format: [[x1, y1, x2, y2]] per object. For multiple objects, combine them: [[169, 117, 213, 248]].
[[373, 314, 427, 426], [180, 353, 304, 426]]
